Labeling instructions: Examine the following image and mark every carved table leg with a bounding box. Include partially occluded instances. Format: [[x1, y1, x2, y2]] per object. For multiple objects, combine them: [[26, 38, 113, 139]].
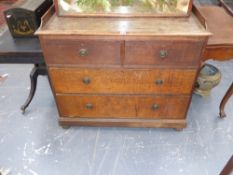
[[219, 83, 233, 118], [21, 64, 47, 113], [220, 155, 233, 175]]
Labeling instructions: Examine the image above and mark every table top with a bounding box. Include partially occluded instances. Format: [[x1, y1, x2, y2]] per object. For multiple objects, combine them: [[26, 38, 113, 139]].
[[198, 6, 233, 46], [0, 27, 43, 64], [36, 13, 211, 37]]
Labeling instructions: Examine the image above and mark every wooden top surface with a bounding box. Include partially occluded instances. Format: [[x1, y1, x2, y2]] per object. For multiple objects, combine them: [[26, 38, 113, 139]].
[[198, 6, 233, 46], [36, 13, 211, 37]]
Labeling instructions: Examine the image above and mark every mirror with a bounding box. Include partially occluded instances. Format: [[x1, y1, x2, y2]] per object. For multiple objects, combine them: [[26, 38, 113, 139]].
[[57, 0, 192, 17]]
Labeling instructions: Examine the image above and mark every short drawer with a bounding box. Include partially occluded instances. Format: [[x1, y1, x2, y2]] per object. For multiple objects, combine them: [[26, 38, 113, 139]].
[[125, 40, 205, 67], [56, 94, 190, 119], [49, 68, 197, 94], [41, 39, 121, 65]]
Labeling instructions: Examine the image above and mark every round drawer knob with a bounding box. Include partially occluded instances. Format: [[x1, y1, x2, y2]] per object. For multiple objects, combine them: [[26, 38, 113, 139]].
[[159, 50, 168, 58], [85, 103, 93, 109], [79, 48, 88, 57], [82, 77, 91, 85], [155, 79, 164, 86], [152, 104, 160, 111]]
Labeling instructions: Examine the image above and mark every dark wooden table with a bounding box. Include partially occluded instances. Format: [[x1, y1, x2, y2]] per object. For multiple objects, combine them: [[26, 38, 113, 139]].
[[0, 28, 47, 112]]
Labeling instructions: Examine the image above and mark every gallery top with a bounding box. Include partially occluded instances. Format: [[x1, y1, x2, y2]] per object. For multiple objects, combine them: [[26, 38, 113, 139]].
[[36, 11, 211, 37]]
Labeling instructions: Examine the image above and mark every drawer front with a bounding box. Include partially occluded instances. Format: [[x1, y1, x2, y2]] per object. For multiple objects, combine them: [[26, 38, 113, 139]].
[[49, 68, 197, 94], [56, 95, 190, 119], [41, 39, 121, 65], [125, 40, 205, 67]]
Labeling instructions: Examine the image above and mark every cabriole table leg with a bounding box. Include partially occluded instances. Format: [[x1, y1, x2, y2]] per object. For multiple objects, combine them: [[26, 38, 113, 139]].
[[21, 64, 47, 113], [220, 155, 233, 175], [219, 83, 233, 118]]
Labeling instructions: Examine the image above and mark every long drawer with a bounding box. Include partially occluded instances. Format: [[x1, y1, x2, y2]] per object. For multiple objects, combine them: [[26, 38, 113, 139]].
[[49, 68, 197, 94], [56, 94, 190, 119]]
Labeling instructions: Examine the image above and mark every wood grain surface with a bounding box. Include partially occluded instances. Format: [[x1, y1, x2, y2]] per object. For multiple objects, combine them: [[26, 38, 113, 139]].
[[40, 36, 206, 67], [41, 38, 122, 66], [59, 117, 187, 129], [36, 13, 211, 36], [56, 94, 190, 119], [125, 39, 205, 67], [49, 68, 197, 95], [37, 7, 210, 128]]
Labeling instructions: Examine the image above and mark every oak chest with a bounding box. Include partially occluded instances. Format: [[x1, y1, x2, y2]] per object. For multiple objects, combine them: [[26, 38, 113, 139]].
[[37, 11, 210, 129]]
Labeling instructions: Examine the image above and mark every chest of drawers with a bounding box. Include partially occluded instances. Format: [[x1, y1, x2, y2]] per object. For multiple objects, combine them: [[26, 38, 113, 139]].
[[37, 13, 210, 130]]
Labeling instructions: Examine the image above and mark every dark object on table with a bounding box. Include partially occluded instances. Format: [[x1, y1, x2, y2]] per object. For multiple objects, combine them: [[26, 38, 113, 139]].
[[194, 64, 221, 97], [4, 0, 53, 37]]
